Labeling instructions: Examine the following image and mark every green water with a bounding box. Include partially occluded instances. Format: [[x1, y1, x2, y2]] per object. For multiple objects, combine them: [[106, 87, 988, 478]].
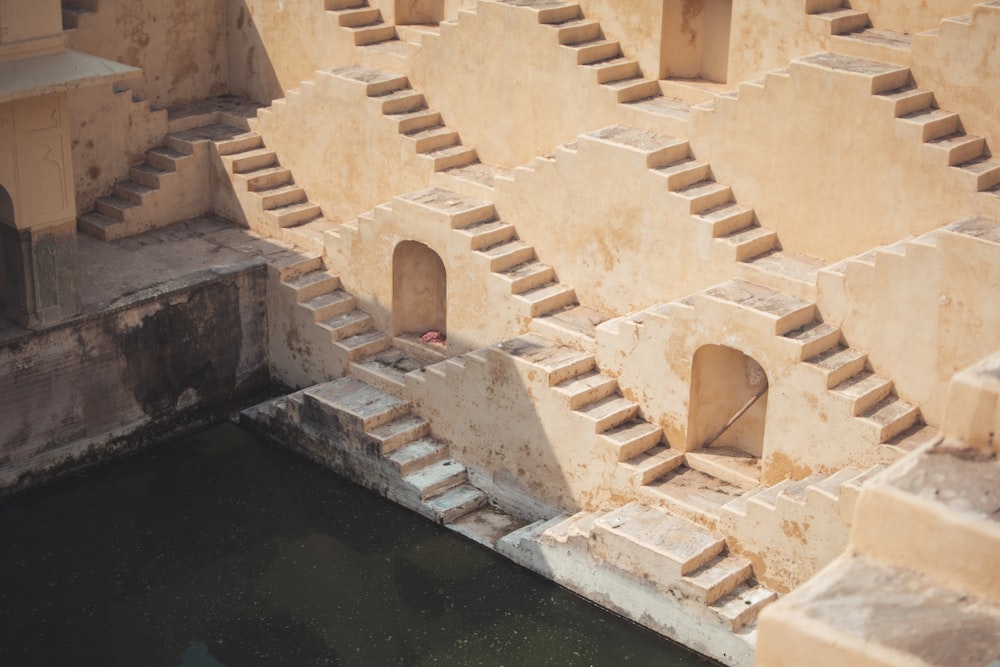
[[0, 423, 718, 667]]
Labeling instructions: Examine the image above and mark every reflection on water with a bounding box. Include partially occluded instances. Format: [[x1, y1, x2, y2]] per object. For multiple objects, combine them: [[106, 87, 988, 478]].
[[0, 423, 718, 666]]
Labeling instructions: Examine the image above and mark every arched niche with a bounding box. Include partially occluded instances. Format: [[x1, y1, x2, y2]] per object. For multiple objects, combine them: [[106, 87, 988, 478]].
[[687, 344, 768, 458], [392, 240, 446, 339], [664, 0, 733, 84]]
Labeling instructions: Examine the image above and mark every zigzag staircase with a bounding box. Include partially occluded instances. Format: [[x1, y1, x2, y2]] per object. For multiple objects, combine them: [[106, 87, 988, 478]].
[[246, 375, 488, 524], [501, 502, 777, 634], [498, 0, 692, 123], [341, 187, 611, 348], [704, 53, 1000, 204]]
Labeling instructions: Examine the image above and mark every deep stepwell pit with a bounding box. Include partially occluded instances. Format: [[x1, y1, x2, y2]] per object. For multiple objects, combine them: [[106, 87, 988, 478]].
[[0, 422, 717, 666]]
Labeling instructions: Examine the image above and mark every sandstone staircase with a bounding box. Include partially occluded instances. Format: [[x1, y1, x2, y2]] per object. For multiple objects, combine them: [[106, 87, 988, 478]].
[[245, 376, 488, 524], [501, 0, 691, 123], [325, 0, 396, 46], [500, 502, 777, 634], [705, 53, 1000, 205], [339, 188, 607, 345], [534, 125, 824, 296]]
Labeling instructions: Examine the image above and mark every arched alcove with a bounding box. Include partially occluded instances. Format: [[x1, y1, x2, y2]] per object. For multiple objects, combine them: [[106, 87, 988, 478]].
[[0, 185, 14, 317], [392, 240, 446, 339], [687, 344, 768, 458], [664, 0, 732, 84]]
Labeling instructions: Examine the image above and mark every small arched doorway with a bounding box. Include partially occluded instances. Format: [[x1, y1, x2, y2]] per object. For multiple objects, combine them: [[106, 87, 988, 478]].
[[687, 344, 768, 458], [0, 185, 15, 319], [392, 240, 446, 341]]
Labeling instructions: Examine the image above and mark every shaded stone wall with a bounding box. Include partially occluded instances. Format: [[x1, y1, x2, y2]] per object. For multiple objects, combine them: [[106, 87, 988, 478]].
[[0, 262, 269, 495]]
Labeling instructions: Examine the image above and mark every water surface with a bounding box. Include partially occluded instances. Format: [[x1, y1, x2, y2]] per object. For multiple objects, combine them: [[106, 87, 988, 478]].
[[0, 423, 718, 666]]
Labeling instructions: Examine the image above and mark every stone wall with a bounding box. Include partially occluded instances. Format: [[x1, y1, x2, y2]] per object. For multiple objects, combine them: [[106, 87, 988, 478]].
[[0, 262, 269, 495]]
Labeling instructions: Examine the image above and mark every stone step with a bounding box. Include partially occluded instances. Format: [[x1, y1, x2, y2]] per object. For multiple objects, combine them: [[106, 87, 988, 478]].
[[374, 88, 426, 114], [283, 270, 339, 302], [619, 445, 685, 485], [673, 180, 734, 213], [329, 64, 407, 96], [496, 334, 595, 385], [77, 211, 122, 239], [386, 436, 447, 475], [831, 370, 894, 416], [782, 320, 841, 360], [603, 77, 660, 104], [113, 180, 154, 205], [350, 346, 430, 394], [747, 479, 796, 511], [813, 7, 870, 34], [777, 474, 826, 505], [530, 304, 611, 351], [368, 413, 430, 454], [565, 38, 622, 65], [497, 261, 555, 292], [405, 124, 459, 152], [592, 502, 726, 580], [145, 146, 186, 171], [927, 132, 987, 166], [651, 158, 712, 190], [876, 84, 934, 117], [805, 467, 864, 503], [453, 218, 517, 250], [231, 147, 278, 173], [129, 163, 170, 189], [684, 447, 761, 490], [336, 329, 393, 360], [300, 289, 355, 321], [514, 281, 577, 317], [271, 201, 323, 228], [575, 394, 639, 432], [257, 183, 308, 210], [956, 156, 1000, 191], [95, 195, 137, 220], [317, 309, 375, 342], [479, 239, 536, 271], [805, 344, 868, 388], [898, 107, 961, 142], [345, 22, 397, 46], [681, 554, 754, 605], [552, 369, 618, 409], [554, 17, 601, 45], [695, 201, 756, 237], [700, 280, 816, 335], [644, 466, 748, 524], [244, 165, 293, 190], [427, 483, 489, 524], [303, 376, 410, 431], [585, 56, 640, 84], [722, 225, 779, 261], [711, 582, 777, 632], [796, 53, 909, 95], [421, 144, 478, 171], [386, 107, 440, 134], [599, 419, 664, 461], [333, 6, 381, 27], [404, 458, 467, 500], [858, 396, 921, 442]]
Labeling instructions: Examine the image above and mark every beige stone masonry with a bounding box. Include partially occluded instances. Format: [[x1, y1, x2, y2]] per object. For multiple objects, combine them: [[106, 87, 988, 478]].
[[911, 2, 1000, 160], [255, 65, 476, 224], [328, 188, 582, 354], [494, 125, 823, 316], [595, 280, 926, 484], [407, 0, 666, 167], [691, 53, 1000, 261], [818, 217, 1000, 426]]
